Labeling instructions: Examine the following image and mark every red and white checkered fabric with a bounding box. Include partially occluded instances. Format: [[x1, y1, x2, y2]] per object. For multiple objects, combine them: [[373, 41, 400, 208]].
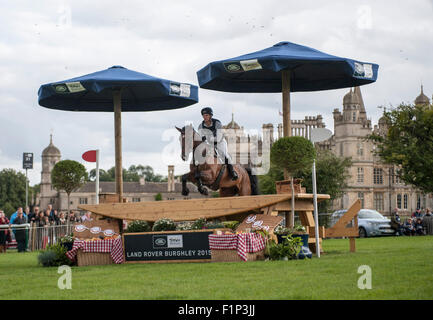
[[66, 237, 123, 264], [208, 233, 266, 261]]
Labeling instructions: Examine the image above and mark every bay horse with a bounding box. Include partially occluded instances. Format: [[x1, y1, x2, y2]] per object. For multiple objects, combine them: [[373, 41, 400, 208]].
[[176, 125, 259, 197]]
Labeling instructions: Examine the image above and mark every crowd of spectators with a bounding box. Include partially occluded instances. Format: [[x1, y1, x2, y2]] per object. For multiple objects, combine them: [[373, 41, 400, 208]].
[[391, 207, 433, 236]]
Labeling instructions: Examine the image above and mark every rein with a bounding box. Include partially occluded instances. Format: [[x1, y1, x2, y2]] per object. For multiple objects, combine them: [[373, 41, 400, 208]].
[[209, 164, 226, 190]]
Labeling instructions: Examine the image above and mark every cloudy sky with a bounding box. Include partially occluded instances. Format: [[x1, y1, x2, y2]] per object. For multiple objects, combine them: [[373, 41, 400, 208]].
[[1, 0, 432, 186]]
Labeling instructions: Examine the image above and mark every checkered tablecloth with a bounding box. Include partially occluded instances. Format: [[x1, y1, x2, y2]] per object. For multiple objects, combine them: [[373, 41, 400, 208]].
[[66, 237, 123, 264], [208, 233, 266, 261]]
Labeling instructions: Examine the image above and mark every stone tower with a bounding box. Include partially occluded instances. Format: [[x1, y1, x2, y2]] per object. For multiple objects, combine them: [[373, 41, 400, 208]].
[[40, 134, 61, 210]]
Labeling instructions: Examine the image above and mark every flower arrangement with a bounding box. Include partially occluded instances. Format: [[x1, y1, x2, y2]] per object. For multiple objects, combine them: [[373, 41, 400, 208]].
[[125, 220, 151, 233], [152, 218, 176, 231], [176, 221, 194, 231]]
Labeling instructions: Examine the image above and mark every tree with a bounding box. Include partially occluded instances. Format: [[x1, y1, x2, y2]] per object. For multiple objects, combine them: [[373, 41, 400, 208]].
[[270, 136, 316, 226], [89, 164, 166, 182], [369, 103, 433, 193], [0, 169, 27, 217], [51, 160, 88, 213]]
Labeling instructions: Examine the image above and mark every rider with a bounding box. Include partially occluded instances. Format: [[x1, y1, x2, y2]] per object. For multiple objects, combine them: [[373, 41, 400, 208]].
[[198, 107, 238, 181]]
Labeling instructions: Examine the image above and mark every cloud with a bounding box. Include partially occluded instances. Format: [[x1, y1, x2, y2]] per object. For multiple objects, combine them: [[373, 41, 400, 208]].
[[1, 0, 432, 187]]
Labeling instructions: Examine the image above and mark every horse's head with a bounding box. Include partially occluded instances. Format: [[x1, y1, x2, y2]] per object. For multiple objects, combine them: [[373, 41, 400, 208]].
[[176, 124, 200, 161]]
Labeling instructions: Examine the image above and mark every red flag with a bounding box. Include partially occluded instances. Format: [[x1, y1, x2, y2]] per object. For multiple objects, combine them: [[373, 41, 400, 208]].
[[82, 150, 97, 162]]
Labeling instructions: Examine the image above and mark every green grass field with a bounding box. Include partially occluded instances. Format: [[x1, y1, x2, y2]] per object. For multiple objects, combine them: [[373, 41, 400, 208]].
[[1, 236, 432, 300]]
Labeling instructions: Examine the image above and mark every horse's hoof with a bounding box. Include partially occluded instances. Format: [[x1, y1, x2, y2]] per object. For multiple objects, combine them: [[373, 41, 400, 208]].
[[182, 189, 190, 196], [199, 187, 208, 196]]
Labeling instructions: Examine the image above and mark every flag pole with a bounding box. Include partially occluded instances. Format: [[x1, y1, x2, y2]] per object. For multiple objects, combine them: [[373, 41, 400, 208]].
[[96, 149, 99, 205]]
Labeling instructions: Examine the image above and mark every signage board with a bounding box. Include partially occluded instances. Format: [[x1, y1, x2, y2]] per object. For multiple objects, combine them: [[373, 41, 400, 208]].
[[23, 152, 33, 169], [123, 230, 214, 263]]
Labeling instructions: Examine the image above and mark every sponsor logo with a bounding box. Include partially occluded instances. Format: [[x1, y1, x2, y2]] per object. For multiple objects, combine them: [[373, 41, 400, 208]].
[[240, 59, 262, 71], [54, 84, 68, 93], [155, 237, 167, 247], [223, 62, 243, 73], [170, 83, 181, 95]]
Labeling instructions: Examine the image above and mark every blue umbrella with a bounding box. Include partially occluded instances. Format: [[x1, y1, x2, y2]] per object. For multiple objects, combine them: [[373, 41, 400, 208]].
[[38, 66, 198, 202], [197, 41, 378, 136], [197, 41, 379, 256]]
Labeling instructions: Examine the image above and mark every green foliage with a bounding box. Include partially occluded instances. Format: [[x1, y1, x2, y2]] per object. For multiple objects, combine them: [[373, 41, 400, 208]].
[[89, 165, 166, 182], [37, 243, 73, 267], [154, 193, 163, 201], [297, 149, 352, 213], [259, 149, 351, 213], [204, 221, 225, 229], [176, 221, 194, 231], [270, 136, 316, 176], [125, 220, 151, 233], [368, 103, 433, 193], [51, 160, 88, 195], [222, 221, 240, 231], [0, 169, 27, 216], [267, 235, 303, 261], [191, 218, 207, 230], [152, 218, 176, 231]]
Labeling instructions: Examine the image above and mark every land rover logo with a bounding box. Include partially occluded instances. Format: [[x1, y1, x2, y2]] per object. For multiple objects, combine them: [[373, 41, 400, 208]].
[[227, 64, 241, 72], [54, 84, 68, 93], [155, 238, 166, 246]]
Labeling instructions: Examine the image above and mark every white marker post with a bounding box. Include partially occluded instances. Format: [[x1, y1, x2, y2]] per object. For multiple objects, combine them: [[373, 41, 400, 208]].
[[310, 128, 333, 258]]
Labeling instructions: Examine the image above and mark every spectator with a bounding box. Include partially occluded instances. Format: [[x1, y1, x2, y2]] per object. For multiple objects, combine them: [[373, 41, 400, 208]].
[[390, 208, 403, 235], [13, 209, 27, 252], [58, 212, 67, 225], [53, 210, 60, 225], [27, 206, 39, 224], [81, 211, 93, 222], [36, 211, 47, 227], [0, 210, 9, 253], [47, 204, 55, 220], [68, 211, 77, 224], [44, 209, 54, 224], [412, 208, 423, 219], [422, 208, 433, 235], [414, 218, 424, 236], [10, 207, 27, 225], [403, 218, 415, 236]]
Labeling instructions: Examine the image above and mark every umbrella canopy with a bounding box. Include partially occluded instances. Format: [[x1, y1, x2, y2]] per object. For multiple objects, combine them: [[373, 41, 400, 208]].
[[197, 41, 378, 93], [38, 65, 198, 111], [38, 66, 199, 202]]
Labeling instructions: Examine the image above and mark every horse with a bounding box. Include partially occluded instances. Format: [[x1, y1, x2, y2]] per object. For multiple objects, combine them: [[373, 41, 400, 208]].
[[176, 125, 259, 197]]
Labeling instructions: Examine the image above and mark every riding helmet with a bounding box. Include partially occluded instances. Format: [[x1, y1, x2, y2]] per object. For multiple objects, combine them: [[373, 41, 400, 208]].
[[201, 107, 213, 116]]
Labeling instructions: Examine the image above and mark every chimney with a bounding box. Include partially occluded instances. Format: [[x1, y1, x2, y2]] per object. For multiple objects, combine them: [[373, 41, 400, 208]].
[[168, 165, 175, 192]]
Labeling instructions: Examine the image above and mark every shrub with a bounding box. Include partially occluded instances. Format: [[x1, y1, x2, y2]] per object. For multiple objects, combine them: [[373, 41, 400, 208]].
[[222, 221, 240, 231], [125, 220, 151, 233], [152, 218, 176, 231], [267, 235, 303, 261], [37, 243, 74, 267], [204, 221, 225, 229], [176, 222, 193, 231], [191, 218, 207, 230], [154, 193, 163, 201]]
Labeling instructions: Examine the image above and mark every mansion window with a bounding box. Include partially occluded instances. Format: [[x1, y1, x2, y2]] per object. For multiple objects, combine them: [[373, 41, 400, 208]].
[[357, 143, 364, 156], [403, 194, 408, 209], [352, 112, 357, 122], [79, 198, 88, 205], [373, 168, 383, 184], [397, 194, 402, 209], [132, 197, 141, 203], [374, 193, 384, 211], [357, 167, 364, 183], [358, 192, 365, 208]]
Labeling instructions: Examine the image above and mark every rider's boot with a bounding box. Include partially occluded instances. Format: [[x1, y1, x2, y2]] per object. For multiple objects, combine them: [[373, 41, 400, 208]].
[[225, 157, 238, 181]]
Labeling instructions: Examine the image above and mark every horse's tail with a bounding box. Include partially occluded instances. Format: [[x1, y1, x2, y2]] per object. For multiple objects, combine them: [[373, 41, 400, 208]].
[[245, 167, 260, 195]]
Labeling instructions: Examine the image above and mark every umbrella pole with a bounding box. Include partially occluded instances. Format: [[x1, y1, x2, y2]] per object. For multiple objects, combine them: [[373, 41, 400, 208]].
[[113, 90, 123, 203], [282, 69, 295, 228]]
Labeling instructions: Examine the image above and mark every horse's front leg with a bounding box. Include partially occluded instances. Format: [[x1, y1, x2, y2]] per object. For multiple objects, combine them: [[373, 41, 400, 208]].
[[194, 168, 209, 196], [181, 173, 190, 196]]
